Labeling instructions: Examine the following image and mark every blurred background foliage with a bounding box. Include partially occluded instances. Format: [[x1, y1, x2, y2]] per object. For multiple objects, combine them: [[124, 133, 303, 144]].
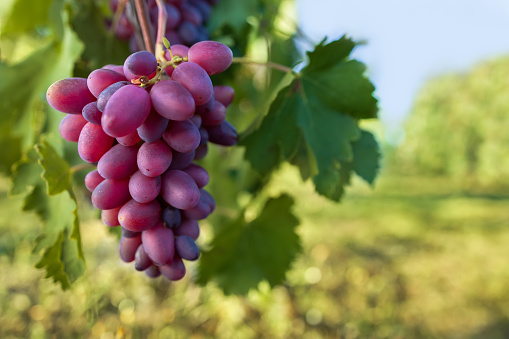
[[1, 0, 509, 337]]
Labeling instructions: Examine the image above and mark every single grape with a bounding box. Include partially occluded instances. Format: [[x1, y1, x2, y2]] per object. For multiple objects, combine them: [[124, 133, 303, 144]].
[[182, 191, 211, 220], [206, 120, 237, 146], [174, 218, 200, 240], [87, 68, 126, 97], [162, 120, 201, 153], [189, 114, 202, 128], [178, 20, 200, 46], [141, 222, 175, 265], [118, 199, 161, 232], [160, 170, 200, 210], [195, 94, 215, 115], [137, 109, 169, 143], [171, 61, 213, 105], [134, 244, 153, 271], [96, 81, 130, 112], [84, 170, 105, 193], [46, 78, 96, 114], [145, 265, 161, 278], [59, 114, 88, 142], [102, 84, 152, 137], [78, 123, 114, 163], [97, 144, 139, 180], [182, 163, 209, 188], [162, 205, 182, 228], [175, 235, 200, 261], [213, 85, 235, 107], [137, 140, 173, 177], [119, 234, 142, 263], [159, 255, 186, 281], [150, 80, 195, 121], [129, 170, 161, 203], [91, 178, 131, 210], [101, 206, 122, 227], [180, 2, 203, 26], [168, 149, 195, 170], [116, 130, 141, 146], [193, 144, 208, 160], [188, 41, 233, 75], [201, 100, 226, 126], [123, 51, 158, 81], [82, 101, 102, 125]]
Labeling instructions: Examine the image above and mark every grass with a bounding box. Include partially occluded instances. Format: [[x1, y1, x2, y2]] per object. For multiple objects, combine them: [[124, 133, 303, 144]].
[[0, 167, 509, 338]]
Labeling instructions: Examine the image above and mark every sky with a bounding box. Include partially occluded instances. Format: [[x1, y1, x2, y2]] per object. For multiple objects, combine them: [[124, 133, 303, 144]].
[[297, 0, 509, 143]]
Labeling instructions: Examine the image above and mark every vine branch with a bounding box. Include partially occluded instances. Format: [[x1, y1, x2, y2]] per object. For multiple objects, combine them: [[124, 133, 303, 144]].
[[133, 0, 154, 54], [232, 57, 294, 74]]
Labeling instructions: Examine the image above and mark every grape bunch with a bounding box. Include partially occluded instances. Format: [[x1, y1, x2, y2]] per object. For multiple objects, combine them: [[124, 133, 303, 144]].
[[112, 0, 219, 50], [47, 41, 236, 280]]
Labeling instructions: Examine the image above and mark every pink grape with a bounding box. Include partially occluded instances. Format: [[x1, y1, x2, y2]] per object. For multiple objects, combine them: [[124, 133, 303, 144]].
[[59, 114, 88, 142], [102, 84, 151, 137], [78, 123, 114, 163], [188, 41, 233, 75], [162, 206, 182, 228], [201, 100, 225, 126], [82, 101, 102, 125], [137, 109, 169, 142], [193, 144, 208, 160], [46, 78, 96, 114], [116, 130, 141, 146], [102, 64, 125, 74], [162, 120, 201, 153], [159, 256, 186, 281], [182, 191, 211, 220], [123, 51, 158, 81], [160, 170, 200, 210], [141, 222, 175, 265], [150, 80, 195, 121], [137, 140, 173, 177], [174, 218, 200, 240], [118, 199, 161, 232], [145, 265, 161, 278], [129, 170, 161, 203], [87, 68, 126, 97], [175, 235, 200, 261], [168, 149, 195, 170], [97, 144, 139, 180], [96, 81, 130, 112], [91, 178, 131, 210], [84, 170, 104, 193], [134, 244, 153, 271], [213, 85, 235, 107], [119, 235, 142, 263], [171, 61, 213, 105], [206, 120, 237, 146], [182, 163, 209, 188], [101, 206, 122, 227]]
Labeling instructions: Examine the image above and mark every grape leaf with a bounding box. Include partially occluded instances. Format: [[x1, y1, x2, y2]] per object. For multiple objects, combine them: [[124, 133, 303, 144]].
[[350, 130, 380, 185], [242, 36, 378, 201], [208, 0, 258, 34], [0, 0, 54, 36], [197, 194, 301, 295], [35, 138, 72, 196]]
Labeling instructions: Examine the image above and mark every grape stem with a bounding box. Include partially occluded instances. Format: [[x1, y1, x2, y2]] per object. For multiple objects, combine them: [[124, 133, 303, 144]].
[[109, 0, 128, 37], [133, 0, 154, 54], [154, 0, 167, 60], [232, 57, 294, 74], [70, 163, 96, 174]]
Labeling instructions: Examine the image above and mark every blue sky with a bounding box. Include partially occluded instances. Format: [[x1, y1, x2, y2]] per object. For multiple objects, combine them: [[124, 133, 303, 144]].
[[297, 0, 509, 142]]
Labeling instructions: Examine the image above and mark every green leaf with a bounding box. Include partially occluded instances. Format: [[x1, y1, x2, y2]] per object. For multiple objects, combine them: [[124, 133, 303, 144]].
[[197, 195, 301, 295], [350, 130, 380, 185], [242, 37, 379, 200], [208, 0, 258, 33], [70, 0, 130, 74], [0, 0, 55, 36], [35, 137, 72, 195]]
